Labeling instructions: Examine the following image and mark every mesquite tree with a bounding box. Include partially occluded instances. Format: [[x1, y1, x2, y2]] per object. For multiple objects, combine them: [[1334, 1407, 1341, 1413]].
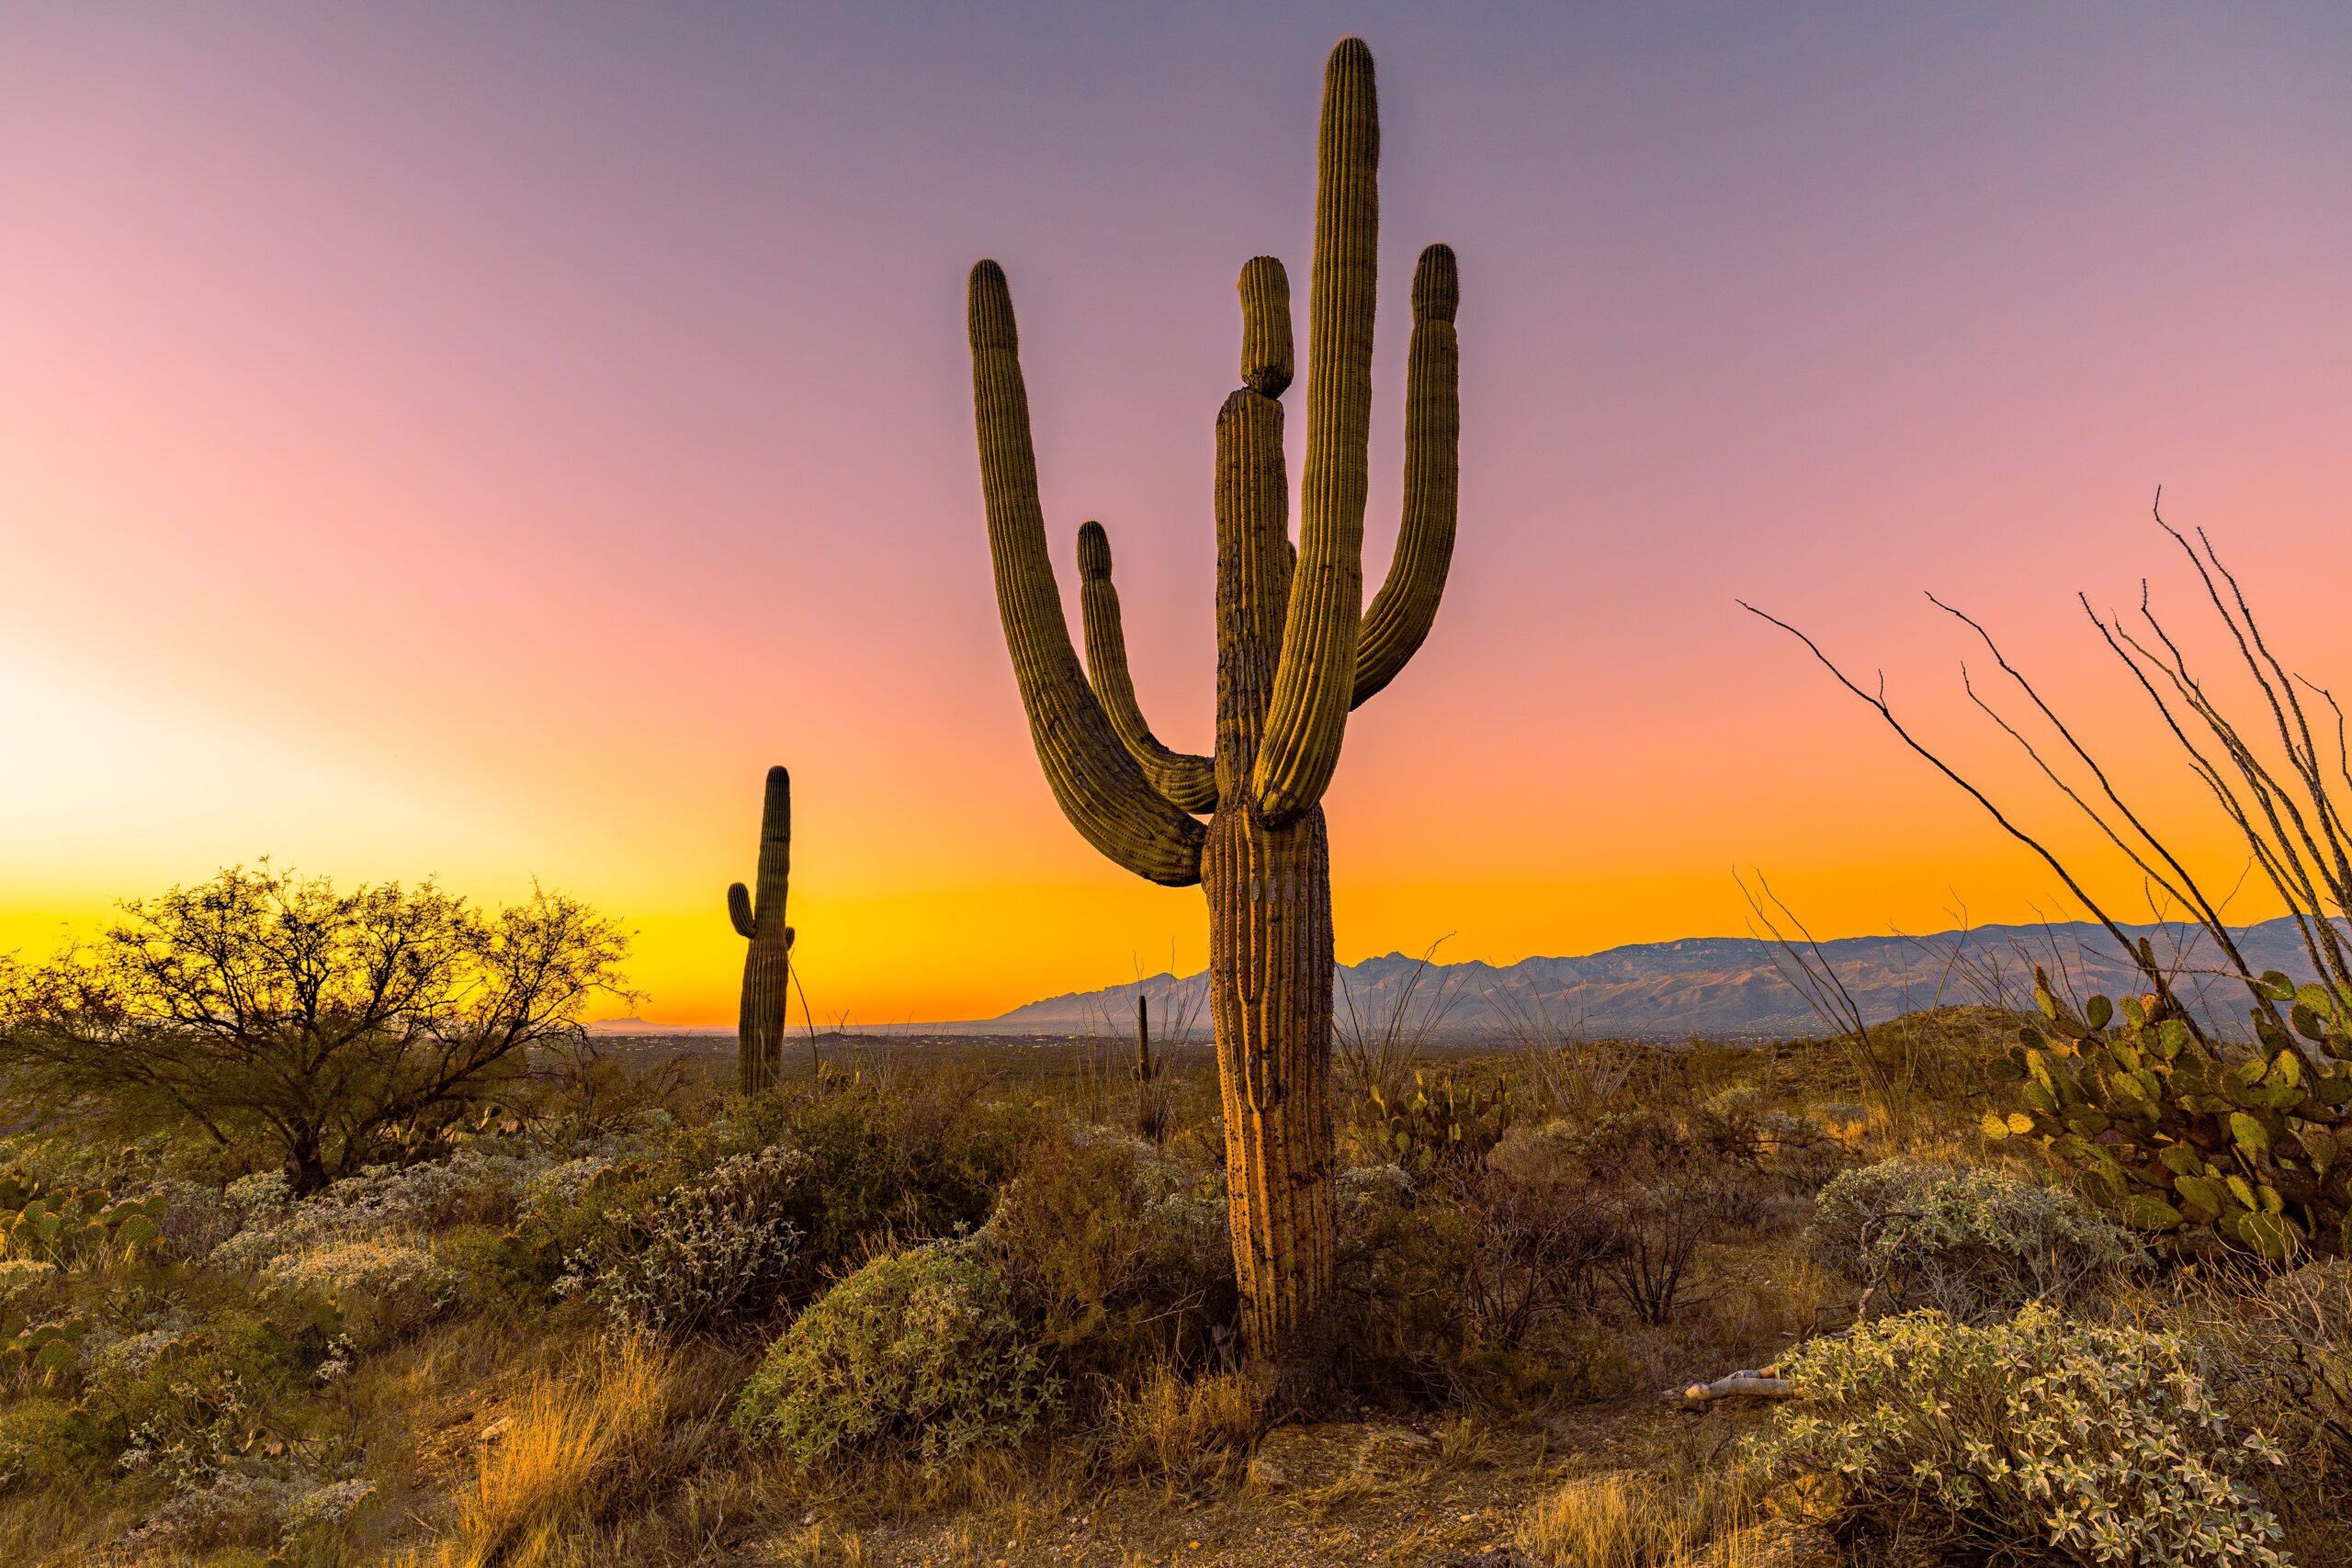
[[967, 38, 1459, 1372], [727, 765, 797, 1094], [0, 867, 630, 1192]]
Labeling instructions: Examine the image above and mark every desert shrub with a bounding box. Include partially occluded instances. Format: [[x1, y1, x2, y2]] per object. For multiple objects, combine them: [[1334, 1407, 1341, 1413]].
[[559, 1145, 807, 1339], [2242, 1261, 2352, 1461], [262, 1236, 455, 1350], [984, 1124, 1232, 1388], [1746, 1107, 1846, 1190], [1757, 1304, 2290, 1566], [1577, 1108, 1768, 1325], [1804, 1156, 2143, 1323], [721, 1072, 1022, 1258], [30, 1309, 322, 1506], [1101, 1364, 1262, 1491], [525, 1076, 1020, 1328], [733, 1241, 1057, 1470], [1463, 1128, 1618, 1344], [1334, 1160, 1476, 1390], [0, 1394, 107, 1492], [1336, 1147, 1634, 1405], [212, 1149, 541, 1273], [2183, 1259, 2352, 1565], [129, 1470, 375, 1553]]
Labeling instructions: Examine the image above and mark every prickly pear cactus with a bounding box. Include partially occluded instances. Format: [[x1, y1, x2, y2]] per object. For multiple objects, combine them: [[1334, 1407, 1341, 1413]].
[[0, 1174, 164, 1266], [1985, 966, 2352, 1259], [1365, 1070, 1511, 1178], [0, 1314, 87, 1376]]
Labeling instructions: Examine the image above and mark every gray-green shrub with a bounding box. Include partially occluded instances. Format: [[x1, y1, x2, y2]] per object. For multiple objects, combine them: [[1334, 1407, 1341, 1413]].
[[559, 1145, 805, 1338], [732, 1240, 1057, 1469], [1804, 1156, 2143, 1323], [1757, 1304, 2289, 1567]]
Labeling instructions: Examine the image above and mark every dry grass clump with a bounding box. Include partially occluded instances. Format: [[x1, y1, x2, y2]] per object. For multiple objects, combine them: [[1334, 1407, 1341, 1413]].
[[1102, 1364, 1263, 1491], [414, 1337, 676, 1568], [1515, 1467, 1749, 1567], [2169, 1258, 2352, 1567]]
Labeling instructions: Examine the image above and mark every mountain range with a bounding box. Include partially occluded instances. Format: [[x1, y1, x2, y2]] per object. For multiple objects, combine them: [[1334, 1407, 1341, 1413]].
[[964, 918, 2334, 1042]]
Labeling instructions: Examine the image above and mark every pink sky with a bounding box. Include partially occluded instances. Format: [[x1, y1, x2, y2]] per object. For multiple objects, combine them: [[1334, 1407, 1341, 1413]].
[[3, 5, 2348, 1022]]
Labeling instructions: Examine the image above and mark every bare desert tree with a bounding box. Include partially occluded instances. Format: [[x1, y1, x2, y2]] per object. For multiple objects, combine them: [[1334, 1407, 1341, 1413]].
[[0, 865, 633, 1190]]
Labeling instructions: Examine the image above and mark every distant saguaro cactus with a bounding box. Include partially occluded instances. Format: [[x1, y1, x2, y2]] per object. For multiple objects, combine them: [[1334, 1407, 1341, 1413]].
[[967, 38, 1459, 1376], [728, 766, 797, 1094]]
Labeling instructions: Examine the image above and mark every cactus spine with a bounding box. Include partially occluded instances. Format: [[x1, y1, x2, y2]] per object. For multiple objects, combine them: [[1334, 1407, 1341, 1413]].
[[967, 38, 1459, 1377], [728, 765, 796, 1094]]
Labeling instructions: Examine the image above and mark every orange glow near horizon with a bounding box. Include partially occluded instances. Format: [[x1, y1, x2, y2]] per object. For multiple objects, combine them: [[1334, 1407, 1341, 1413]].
[[5, 6, 2350, 1025]]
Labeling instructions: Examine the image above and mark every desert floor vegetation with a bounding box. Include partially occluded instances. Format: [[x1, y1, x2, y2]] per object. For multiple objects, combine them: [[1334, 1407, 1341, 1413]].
[[3, 965, 2348, 1567]]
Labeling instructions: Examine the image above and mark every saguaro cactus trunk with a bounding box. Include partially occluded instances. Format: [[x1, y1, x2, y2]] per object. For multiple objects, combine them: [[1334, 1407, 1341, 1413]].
[[728, 766, 797, 1095], [967, 38, 1459, 1380]]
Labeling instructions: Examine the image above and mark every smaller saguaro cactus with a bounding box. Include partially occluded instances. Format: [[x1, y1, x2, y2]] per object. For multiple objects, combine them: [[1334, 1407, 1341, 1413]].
[[1134, 994, 1171, 1144], [727, 766, 796, 1095]]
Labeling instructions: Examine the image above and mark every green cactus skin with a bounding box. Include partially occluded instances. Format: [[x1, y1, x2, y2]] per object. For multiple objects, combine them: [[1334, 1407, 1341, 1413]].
[[1988, 964, 2352, 1260], [1078, 523, 1218, 811], [728, 765, 797, 1095], [1367, 1070, 1512, 1178], [967, 38, 1460, 1376]]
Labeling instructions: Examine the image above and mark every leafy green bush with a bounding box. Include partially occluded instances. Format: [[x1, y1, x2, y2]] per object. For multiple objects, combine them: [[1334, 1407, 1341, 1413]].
[[1758, 1305, 2290, 1567], [1988, 967, 2352, 1259], [1804, 1157, 2144, 1323], [983, 1125, 1231, 1387], [0, 1396, 104, 1492], [732, 1241, 1057, 1470]]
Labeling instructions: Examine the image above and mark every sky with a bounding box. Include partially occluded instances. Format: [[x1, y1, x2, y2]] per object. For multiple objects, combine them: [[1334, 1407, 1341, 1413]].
[[3, 4, 2349, 1025]]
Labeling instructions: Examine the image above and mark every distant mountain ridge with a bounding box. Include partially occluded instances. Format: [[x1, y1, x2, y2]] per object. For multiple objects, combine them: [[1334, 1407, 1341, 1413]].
[[971, 918, 2335, 1041]]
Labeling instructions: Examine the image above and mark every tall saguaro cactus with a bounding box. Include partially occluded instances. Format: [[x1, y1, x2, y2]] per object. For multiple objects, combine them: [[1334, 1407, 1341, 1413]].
[[967, 38, 1459, 1375], [728, 766, 797, 1094]]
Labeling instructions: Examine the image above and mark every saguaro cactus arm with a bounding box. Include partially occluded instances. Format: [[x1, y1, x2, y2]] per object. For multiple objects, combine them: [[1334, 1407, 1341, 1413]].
[[1076, 522, 1218, 812], [727, 882, 755, 939], [1254, 38, 1379, 824], [969, 260, 1207, 886], [1352, 243, 1459, 707]]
